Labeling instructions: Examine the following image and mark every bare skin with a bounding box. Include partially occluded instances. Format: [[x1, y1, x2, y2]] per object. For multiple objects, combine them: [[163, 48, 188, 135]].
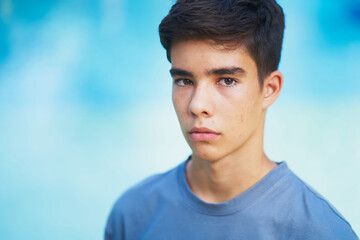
[[185, 121, 277, 203], [171, 40, 283, 203]]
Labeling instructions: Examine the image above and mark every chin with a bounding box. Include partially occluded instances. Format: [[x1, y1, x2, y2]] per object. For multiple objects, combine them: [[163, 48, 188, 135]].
[[190, 145, 225, 163]]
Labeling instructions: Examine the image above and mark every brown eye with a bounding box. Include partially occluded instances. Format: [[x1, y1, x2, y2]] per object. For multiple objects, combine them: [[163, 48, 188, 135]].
[[224, 78, 233, 85], [183, 79, 192, 85], [218, 78, 237, 87], [175, 79, 193, 86]]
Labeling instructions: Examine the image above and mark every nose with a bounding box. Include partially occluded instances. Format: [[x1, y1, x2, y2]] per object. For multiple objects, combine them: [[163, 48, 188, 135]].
[[188, 82, 214, 118]]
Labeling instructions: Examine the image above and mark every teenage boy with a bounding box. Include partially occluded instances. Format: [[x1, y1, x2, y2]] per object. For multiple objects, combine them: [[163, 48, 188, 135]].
[[105, 0, 358, 239]]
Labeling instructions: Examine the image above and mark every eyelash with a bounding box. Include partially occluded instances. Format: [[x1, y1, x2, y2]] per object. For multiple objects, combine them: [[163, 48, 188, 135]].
[[218, 78, 238, 87], [174, 78, 193, 86], [174, 78, 238, 87]]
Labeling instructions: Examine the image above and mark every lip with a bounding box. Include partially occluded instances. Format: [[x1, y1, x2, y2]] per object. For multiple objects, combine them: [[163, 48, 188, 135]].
[[189, 127, 220, 141]]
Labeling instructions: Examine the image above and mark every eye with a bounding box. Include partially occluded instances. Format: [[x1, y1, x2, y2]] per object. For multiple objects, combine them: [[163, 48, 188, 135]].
[[174, 78, 193, 86], [218, 78, 237, 87]]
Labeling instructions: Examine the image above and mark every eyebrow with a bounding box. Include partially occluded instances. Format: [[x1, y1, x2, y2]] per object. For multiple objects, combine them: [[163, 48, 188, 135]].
[[170, 68, 194, 77], [169, 67, 246, 77], [208, 67, 246, 76]]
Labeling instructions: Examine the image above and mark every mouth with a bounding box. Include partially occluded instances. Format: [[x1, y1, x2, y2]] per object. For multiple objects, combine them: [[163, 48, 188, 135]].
[[189, 127, 221, 141]]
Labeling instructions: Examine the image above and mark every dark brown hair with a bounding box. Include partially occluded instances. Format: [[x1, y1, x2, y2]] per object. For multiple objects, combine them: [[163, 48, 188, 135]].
[[159, 0, 285, 85]]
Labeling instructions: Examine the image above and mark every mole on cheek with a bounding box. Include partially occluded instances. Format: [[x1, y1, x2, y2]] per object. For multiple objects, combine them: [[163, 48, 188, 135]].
[[235, 108, 245, 122], [234, 113, 244, 123]]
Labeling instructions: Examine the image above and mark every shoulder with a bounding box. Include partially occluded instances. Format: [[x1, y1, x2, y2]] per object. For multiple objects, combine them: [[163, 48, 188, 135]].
[[107, 162, 182, 219], [115, 164, 179, 211], [284, 170, 358, 239], [105, 163, 182, 239]]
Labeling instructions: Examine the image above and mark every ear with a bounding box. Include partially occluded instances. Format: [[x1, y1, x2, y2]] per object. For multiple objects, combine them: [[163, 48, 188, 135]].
[[262, 70, 283, 109]]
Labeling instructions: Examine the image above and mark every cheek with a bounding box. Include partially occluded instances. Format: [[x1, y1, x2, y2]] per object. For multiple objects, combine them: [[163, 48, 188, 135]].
[[223, 112, 245, 142], [172, 94, 188, 123], [219, 102, 248, 140], [221, 106, 245, 132], [229, 110, 244, 124], [221, 95, 246, 121], [172, 92, 182, 110], [233, 90, 261, 119]]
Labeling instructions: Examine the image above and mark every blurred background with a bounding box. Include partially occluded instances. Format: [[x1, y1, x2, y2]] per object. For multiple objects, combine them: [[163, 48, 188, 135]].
[[0, 0, 359, 239]]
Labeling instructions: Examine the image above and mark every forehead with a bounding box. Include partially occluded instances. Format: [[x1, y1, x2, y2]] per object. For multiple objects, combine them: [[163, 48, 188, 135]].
[[170, 40, 256, 72]]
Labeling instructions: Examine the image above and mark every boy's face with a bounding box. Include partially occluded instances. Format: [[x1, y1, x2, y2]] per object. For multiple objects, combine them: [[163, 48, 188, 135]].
[[170, 40, 268, 162]]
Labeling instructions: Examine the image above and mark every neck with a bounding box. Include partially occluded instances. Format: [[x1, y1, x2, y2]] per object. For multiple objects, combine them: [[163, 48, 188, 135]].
[[185, 117, 277, 204]]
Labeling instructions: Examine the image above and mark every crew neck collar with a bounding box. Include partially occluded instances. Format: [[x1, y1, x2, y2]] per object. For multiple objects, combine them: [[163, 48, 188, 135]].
[[177, 155, 290, 216]]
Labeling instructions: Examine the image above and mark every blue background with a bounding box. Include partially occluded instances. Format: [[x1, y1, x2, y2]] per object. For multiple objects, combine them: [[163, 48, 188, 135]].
[[0, 0, 359, 239]]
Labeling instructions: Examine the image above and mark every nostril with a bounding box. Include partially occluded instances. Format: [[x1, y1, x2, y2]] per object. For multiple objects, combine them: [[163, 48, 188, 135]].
[[202, 111, 209, 115], [191, 110, 209, 117]]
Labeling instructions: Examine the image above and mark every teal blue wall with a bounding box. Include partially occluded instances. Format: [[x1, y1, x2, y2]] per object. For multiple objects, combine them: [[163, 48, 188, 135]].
[[0, 0, 359, 238]]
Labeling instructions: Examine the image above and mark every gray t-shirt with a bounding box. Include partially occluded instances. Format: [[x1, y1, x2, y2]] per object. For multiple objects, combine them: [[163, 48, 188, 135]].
[[105, 156, 358, 240]]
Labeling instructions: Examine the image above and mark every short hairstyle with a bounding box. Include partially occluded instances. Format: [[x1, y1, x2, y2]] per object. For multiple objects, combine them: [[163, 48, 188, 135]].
[[159, 0, 285, 86]]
